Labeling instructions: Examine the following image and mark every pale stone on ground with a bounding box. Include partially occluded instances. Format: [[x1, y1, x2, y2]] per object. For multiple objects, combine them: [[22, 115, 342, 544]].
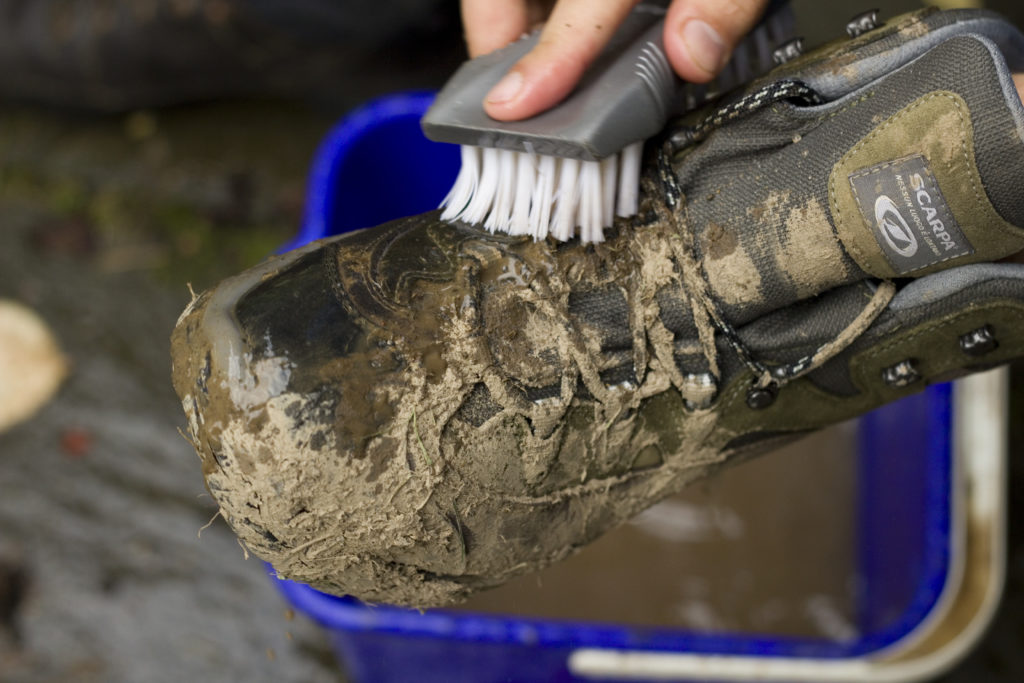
[[0, 299, 67, 434]]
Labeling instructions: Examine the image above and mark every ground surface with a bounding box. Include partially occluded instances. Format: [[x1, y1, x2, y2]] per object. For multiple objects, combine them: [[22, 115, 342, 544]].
[[0, 1, 1022, 682], [0, 101, 345, 683]]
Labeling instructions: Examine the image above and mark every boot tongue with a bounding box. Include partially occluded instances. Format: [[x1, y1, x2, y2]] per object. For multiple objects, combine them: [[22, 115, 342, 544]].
[[699, 31, 1024, 324], [826, 42, 1024, 283], [698, 97, 1024, 326]]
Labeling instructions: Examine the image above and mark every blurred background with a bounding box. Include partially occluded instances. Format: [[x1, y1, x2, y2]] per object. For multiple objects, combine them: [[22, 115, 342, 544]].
[[0, 0, 1022, 681]]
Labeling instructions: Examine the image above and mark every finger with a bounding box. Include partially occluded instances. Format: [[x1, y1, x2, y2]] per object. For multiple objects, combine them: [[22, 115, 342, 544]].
[[664, 0, 770, 83], [484, 0, 640, 122], [462, 0, 532, 57]]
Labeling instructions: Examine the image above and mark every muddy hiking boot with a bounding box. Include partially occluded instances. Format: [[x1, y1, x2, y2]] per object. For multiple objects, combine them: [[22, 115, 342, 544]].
[[172, 8, 1024, 607], [0, 0, 459, 110]]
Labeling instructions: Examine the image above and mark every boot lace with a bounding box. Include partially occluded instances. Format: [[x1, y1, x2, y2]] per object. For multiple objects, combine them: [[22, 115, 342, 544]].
[[651, 80, 895, 406]]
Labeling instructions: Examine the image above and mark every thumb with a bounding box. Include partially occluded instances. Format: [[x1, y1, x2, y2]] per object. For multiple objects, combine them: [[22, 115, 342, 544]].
[[664, 0, 770, 83], [483, 0, 639, 122]]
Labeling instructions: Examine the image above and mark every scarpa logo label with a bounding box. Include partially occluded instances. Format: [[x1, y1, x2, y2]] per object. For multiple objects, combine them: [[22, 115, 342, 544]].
[[874, 195, 918, 258], [850, 155, 973, 275]]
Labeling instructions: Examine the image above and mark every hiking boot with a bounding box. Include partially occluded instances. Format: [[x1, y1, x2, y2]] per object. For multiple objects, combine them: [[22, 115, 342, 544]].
[[171, 8, 1024, 607], [0, 0, 460, 110]]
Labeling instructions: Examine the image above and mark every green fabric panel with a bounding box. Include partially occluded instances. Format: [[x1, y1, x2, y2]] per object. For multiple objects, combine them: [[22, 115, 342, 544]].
[[830, 91, 1024, 278]]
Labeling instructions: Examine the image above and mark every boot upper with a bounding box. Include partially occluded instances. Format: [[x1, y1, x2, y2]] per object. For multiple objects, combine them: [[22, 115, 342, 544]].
[[171, 8, 1024, 607]]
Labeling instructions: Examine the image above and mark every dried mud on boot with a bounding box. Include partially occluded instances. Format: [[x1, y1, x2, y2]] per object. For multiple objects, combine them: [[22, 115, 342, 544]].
[[172, 9, 1024, 607]]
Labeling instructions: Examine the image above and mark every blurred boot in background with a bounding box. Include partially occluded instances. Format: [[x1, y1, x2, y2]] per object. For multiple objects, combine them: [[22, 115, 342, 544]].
[[0, 0, 463, 111]]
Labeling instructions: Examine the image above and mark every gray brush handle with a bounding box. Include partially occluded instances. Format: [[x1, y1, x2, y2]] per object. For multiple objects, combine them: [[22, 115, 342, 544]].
[[422, 0, 793, 161], [422, 4, 678, 161]]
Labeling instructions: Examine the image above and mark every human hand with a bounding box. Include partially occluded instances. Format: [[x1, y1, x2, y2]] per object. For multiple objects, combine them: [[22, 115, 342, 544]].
[[463, 0, 771, 122]]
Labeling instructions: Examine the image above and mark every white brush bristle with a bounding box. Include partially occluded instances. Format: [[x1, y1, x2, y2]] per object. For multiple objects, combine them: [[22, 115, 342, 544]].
[[440, 141, 643, 244]]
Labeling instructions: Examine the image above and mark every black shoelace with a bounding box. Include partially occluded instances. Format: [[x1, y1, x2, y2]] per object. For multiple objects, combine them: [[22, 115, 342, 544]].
[[650, 79, 897, 402]]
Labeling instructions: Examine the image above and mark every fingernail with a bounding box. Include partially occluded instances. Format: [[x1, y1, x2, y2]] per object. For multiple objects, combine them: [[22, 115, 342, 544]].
[[681, 19, 727, 75], [486, 70, 523, 105]]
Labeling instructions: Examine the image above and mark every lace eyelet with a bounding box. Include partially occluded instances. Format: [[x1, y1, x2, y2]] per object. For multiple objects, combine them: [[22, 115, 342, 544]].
[[682, 373, 718, 411], [746, 382, 778, 410], [882, 359, 920, 387], [959, 325, 998, 357]]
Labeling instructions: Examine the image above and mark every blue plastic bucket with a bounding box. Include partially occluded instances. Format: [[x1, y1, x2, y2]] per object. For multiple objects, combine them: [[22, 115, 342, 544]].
[[274, 93, 954, 682], [280, 91, 460, 252]]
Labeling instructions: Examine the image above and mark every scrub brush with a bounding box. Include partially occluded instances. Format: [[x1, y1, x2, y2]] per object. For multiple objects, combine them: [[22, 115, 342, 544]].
[[421, 0, 795, 244]]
